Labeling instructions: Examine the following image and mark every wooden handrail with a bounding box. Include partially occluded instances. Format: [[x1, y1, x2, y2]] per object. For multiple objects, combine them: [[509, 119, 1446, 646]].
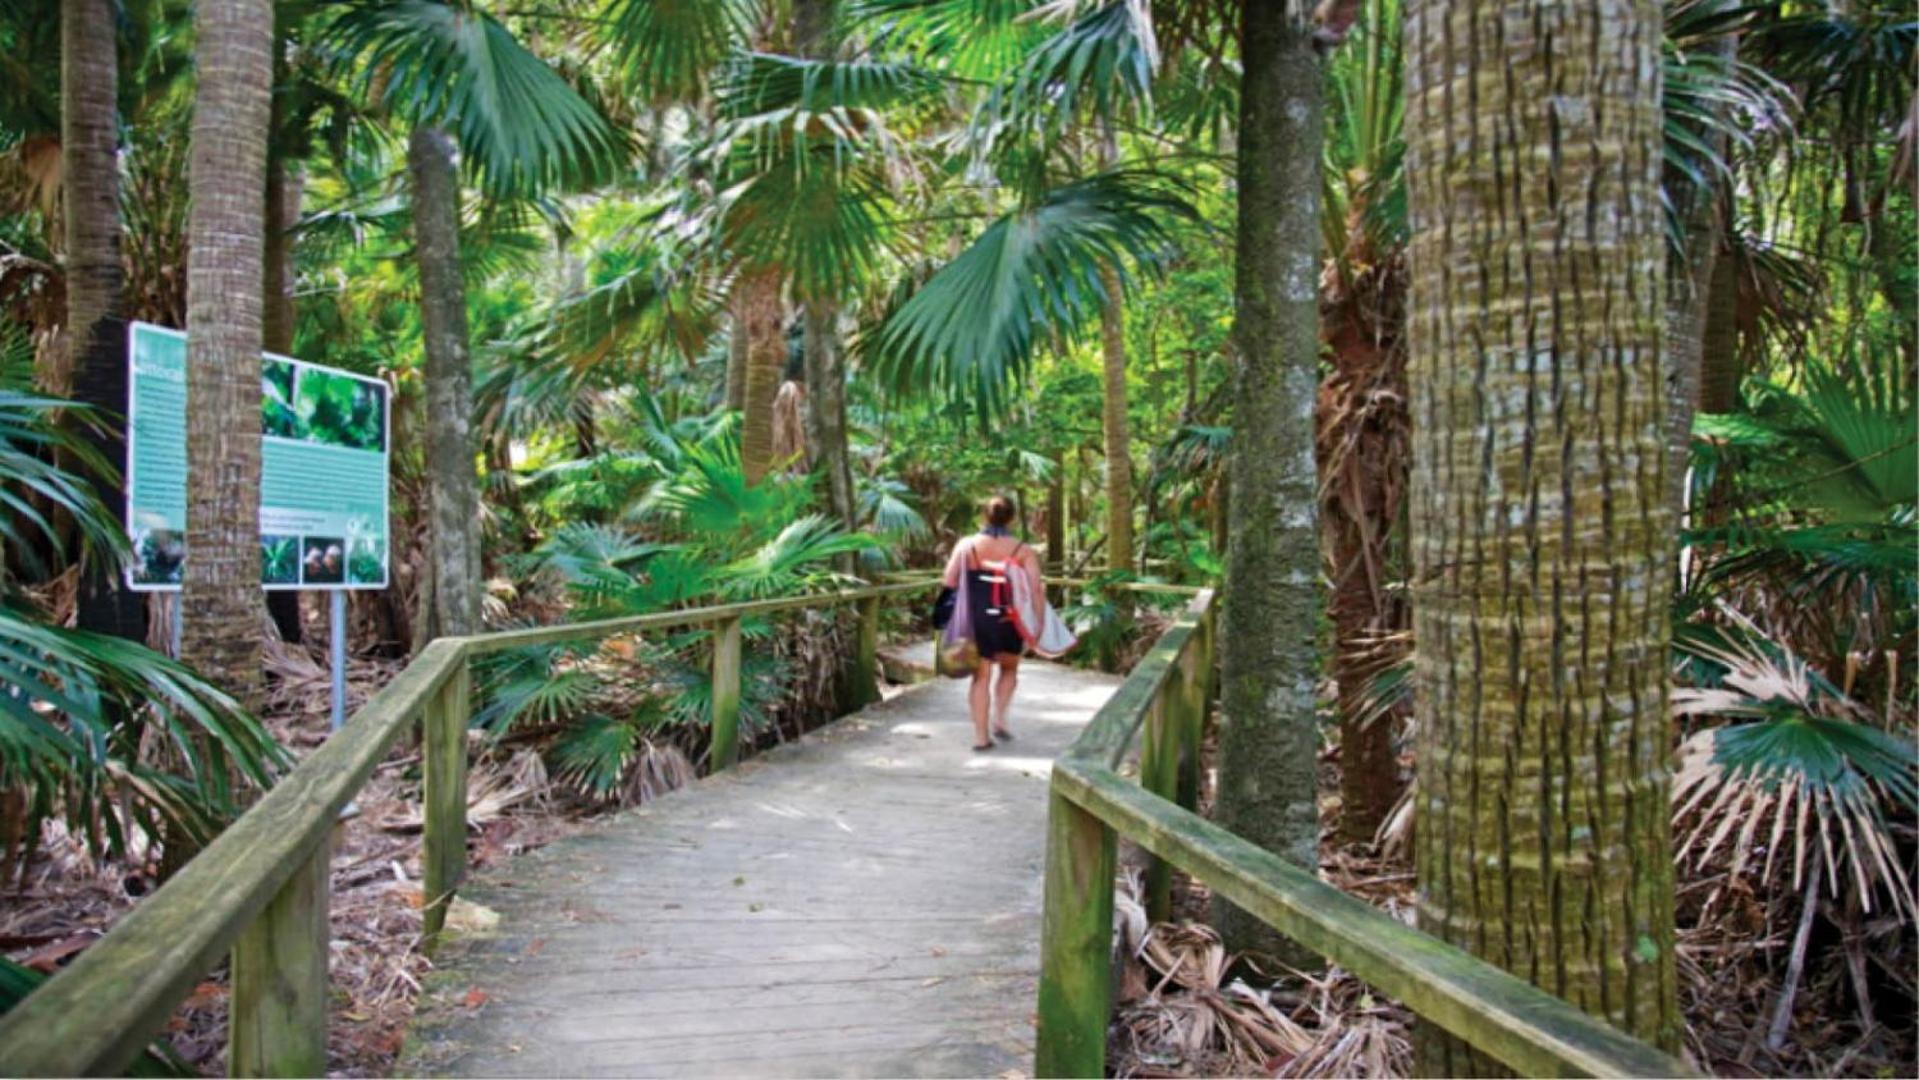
[[1035, 589, 1697, 1079], [0, 581, 932, 1078]]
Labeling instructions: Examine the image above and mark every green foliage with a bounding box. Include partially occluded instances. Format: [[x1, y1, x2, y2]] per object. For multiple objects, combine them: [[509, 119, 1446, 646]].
[[0, 383, 285, 873], [0, 392, 124, 578], [324, 0, 628, 197], [868, 171, 1196, 417]]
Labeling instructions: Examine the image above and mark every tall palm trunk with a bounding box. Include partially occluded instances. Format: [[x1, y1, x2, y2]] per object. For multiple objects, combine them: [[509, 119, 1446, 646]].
[[803, 303, 857, 548], [180, 0, 273, 711], [263, 144, 305, 644], [1213, 5, 1324, 961], [1403, 0, 1680, 1068], [409, 125, 480, 638], [737, 266, 785, 484], [1096, 124, 1134, 575], [1664, 35, 1736, 515], [65, 0, 145, 642], [794, 0, 855, 547]]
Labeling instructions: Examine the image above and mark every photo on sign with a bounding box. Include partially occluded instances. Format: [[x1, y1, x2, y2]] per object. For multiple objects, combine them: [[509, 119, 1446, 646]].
[[297, 368, 385, 452], [346, 517, 384, 585], [302, 537, 346, 585], [261, 534, 300, 585], [262, 358, 303, 441], [132, 524, 184, 586]]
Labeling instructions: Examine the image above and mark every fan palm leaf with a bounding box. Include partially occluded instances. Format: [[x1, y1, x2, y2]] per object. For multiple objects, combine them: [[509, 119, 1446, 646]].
[[324, 0, 627, 197], [866, 170, 1194, 415]]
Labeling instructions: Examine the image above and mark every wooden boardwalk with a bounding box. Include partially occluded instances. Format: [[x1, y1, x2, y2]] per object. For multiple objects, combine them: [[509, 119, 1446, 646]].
[[400, 657, 1123, 1078]]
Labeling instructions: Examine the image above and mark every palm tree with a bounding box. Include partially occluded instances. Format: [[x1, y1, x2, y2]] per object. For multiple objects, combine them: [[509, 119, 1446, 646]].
[[1402, 0, 1680, 1067], [1316, 0, 1408, 844], [63, 0, 146, 644], [326, 0, 626, 637], [1209, 1, 1327, 960], [179, 0, 273, 710]]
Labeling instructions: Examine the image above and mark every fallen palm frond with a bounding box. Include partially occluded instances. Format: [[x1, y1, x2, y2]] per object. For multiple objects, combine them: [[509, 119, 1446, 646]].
[[1110, 870, 1413, 1077]]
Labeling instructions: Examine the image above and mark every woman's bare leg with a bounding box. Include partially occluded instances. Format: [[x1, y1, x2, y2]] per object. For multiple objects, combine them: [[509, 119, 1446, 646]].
[[992, 656, 1019, 737], [969, 662, 993, 747]]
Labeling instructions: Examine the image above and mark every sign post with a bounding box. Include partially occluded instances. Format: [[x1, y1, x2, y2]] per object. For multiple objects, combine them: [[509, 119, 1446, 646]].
[[125, 321, 391, 730]]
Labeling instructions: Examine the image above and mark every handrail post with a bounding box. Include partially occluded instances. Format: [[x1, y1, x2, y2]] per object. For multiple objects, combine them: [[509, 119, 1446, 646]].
[[1035, 783, 1116, 1079], [423, 653, 470, 951], [229, 837, 329, 1077], [711, 616, 743, 770], [850, 594, 882, 709], [1140, 689, 1179, 923]]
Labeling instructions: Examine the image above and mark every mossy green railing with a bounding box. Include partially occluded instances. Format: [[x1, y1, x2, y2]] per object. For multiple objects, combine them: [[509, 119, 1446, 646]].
[[1034, 587, 1696, 1078], [0, 581, 927, 1078]]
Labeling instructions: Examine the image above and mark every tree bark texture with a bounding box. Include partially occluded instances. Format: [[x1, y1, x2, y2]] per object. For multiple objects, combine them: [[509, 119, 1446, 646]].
[[65, 0, 146, 642], [1403, 1, 1680, 1068], [802, 303, 857, 543], [1695, 251, 1740, 415], [737, 266, 785, 485], [180, 0, 273, 710], [724, 295, 749, 412], [1098, 267, 1135, 575], [1318, 323, 1409, 843], [264, 148, 304, 643], [408, 125, 480, 638], [1213, 6, 1324, 962]]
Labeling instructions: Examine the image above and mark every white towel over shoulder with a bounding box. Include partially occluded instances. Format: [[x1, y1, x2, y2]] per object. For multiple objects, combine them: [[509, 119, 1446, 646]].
[[1004, 562, 1078, 660]]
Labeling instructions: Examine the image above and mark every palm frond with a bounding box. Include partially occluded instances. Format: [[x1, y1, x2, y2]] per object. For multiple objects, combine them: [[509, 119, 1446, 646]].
[[866, 171, 1195, 416], [325, 0, 627, 197], [602, 0, 756, 101]]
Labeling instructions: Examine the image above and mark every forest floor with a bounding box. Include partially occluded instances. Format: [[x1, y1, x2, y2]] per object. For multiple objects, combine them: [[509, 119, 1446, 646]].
[[5, 632, 1911, 1077]]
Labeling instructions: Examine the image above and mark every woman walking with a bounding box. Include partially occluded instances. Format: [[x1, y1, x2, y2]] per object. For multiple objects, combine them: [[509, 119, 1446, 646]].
[[942, 496, 1043, 751]]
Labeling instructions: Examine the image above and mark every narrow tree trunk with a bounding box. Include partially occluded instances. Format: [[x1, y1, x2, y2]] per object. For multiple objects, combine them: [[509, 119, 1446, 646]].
[[263, 147, 304, 644], [1097, 271, 1135, 576], [737, 266, 785, 485], [1696, 252, 1740, 415], [1663, 35, 1735, 515], [180, 0, 272, 711], [1320, 325, 1408, 844], [408, 126, 480, 639], [1212, 7, 1324, 963], [803, 302, 857, 552], [1046, 448, 1066, 567], [1403, 0, 1680, 1067], [65, 0, 146, 643]]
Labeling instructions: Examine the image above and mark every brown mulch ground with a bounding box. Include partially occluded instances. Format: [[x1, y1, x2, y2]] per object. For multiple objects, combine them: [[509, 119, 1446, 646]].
[[1105, 727, 1916, 1078], [3, 638, 596, 1077]]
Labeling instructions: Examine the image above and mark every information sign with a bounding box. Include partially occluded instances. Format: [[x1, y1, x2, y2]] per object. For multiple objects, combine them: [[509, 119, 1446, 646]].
[[126, 321, 390, 591]]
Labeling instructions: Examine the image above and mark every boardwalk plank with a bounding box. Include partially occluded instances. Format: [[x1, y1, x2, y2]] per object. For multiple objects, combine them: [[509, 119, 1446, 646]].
[[401, 659, 1120, 1079]]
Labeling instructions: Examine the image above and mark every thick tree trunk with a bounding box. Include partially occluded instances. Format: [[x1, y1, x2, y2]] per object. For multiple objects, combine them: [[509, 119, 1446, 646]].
[[1212, 7, 1324, 962], [180, 0, 273, 711], [724, 295, 749, 412], [737, 266, 785, 485], [65, 0, 146, 642], [802, 302, 857, 551], [263, 148, 304, 644], [1403, 0, 1680, 1068], [408, 126, 480, 639]]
